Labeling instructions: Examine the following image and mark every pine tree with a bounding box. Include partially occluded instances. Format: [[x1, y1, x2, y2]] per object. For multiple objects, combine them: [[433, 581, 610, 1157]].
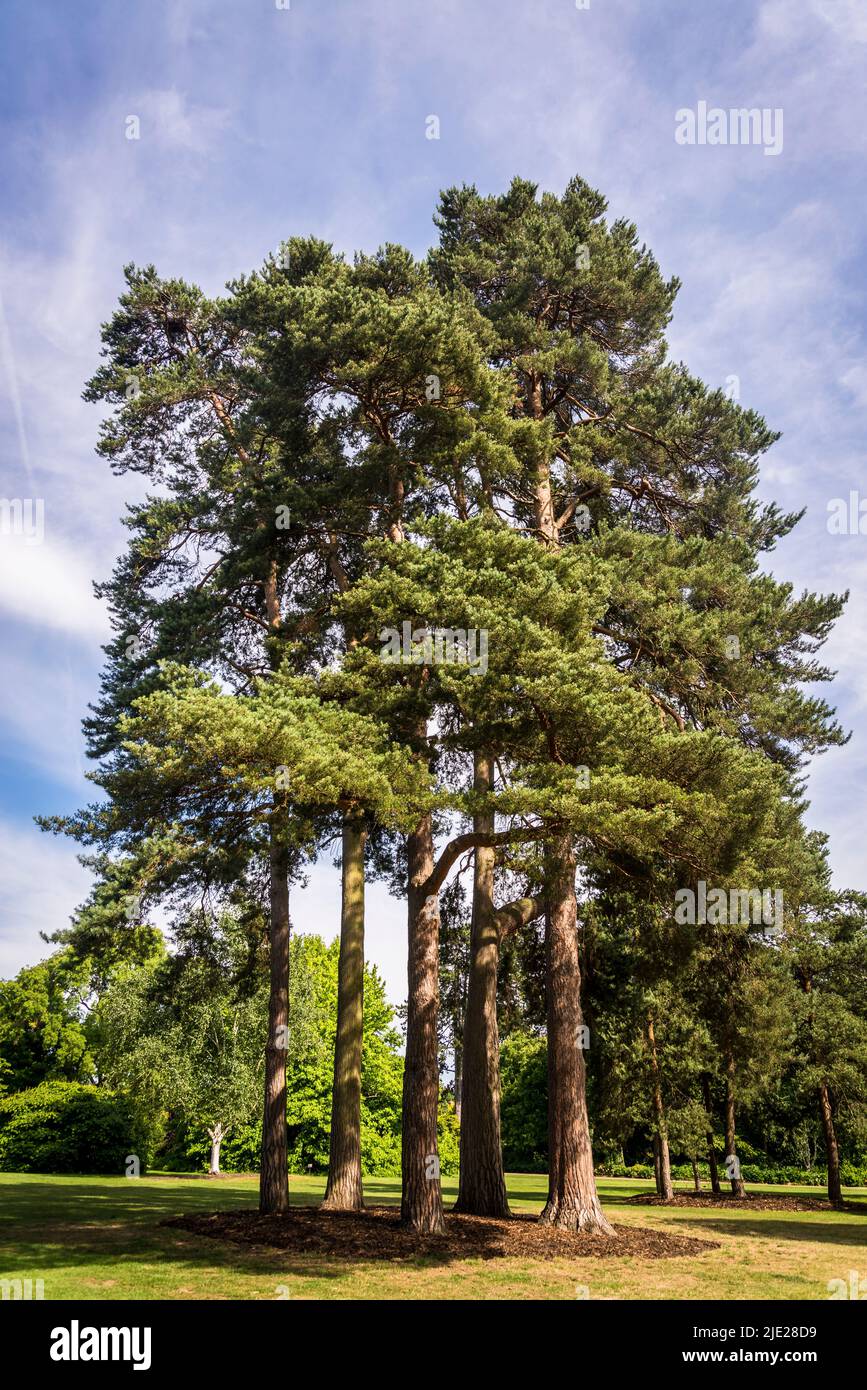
[[429, 174, 846, 1227]]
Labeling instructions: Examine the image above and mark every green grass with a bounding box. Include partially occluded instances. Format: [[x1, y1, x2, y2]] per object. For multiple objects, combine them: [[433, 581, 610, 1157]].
[[0, 1171, 865, 1300]]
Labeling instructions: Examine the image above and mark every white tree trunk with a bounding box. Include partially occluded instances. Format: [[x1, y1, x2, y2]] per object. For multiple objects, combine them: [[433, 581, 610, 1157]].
[[207, 1123, 226, 1176]]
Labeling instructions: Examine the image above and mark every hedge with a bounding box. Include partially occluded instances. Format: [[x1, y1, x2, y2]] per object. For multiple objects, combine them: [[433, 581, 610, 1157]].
[[0, 1081, 149, 1174], [595, 1159, 867, 1187]]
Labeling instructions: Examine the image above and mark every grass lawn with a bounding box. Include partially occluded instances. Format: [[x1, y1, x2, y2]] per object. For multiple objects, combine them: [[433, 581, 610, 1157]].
[[1, 1171, 865, 1301]]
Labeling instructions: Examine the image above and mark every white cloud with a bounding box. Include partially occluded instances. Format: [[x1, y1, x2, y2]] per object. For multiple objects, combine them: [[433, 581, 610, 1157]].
[[0, 534, 109, 642], [0, 818, 91, 978], [813, 0, 867, 42], [134, 88, 231, 157], [841, 363, 867, 410], [768, 0, 867, 44]]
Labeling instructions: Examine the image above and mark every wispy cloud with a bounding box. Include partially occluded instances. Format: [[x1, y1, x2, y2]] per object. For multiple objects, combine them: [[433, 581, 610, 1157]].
[[131, 88, 232, 157]]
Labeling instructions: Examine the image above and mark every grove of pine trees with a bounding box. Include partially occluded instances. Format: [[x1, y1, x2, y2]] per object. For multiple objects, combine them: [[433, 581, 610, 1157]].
[[33, 174, 867, 1233]]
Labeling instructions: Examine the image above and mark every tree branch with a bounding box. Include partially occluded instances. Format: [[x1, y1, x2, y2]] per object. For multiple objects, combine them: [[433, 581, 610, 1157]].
[[424, 824, 558, 899]]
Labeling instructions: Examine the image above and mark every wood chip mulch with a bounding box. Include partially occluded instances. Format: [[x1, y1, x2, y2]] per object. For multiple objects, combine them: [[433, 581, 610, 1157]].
[[622, 1192, 865, 1213], [162, 1205, 719, 1261]]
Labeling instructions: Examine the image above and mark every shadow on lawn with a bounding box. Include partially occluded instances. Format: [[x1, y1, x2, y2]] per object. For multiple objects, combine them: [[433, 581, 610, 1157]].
[[1, 1177, 260, 1223], [649, 1210, 867, 1249], [0, 1178, 476, 1283], [0, 1179, 266, 1281]]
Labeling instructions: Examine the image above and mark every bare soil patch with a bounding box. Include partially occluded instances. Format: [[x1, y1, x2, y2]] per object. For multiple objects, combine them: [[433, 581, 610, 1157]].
[[163, 1204, 719, 1261]]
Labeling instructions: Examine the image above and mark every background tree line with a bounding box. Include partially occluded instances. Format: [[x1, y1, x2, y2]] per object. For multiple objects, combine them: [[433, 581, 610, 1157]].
[[2, 885, 865, 1198]]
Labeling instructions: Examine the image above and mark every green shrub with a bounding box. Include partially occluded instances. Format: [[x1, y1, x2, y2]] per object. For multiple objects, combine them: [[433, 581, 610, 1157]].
[[595, 1162, 654, 1179], [0, 1081, 149, 1174], [500, 1031, 548, 1172], [436, 1102, 460, 1177], [838, 1161, 867, 1188], [739, 1164, 822, 1186]]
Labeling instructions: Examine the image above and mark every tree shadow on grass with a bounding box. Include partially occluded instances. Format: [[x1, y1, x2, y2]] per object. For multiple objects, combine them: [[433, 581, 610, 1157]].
[[0, 1177, 267, 1288], [0, 1177, 259, 1227], [643, 1211, 867, 1249]]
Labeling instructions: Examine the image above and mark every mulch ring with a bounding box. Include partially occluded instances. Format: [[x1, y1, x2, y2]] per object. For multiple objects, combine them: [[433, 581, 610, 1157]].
[[622, 1192, 864, 1214], [162, 1205, 719, 1261]]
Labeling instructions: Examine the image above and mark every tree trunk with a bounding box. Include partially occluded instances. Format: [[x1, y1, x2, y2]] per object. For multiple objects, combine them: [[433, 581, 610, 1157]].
[[539, 835, 613, 1233], [527, 380, 609, 1233], [647, 1012, 673, 1200], [724, 1052, 746, 1198], [701, 1073, 722, 1195], [691, 1157, 701, 1193], [322, 816, 367, 1211], [401, 812, 445, 1233], [454, 752, 510, 1218], [529, 373, 557, 543], [207, 1123, 225, 1176], [259, 823, 291, 1214], [818, 1081, 843, 1207]]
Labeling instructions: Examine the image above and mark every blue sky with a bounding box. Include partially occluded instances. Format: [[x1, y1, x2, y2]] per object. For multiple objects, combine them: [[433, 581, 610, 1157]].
[[1, 0, 866, 1000]]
